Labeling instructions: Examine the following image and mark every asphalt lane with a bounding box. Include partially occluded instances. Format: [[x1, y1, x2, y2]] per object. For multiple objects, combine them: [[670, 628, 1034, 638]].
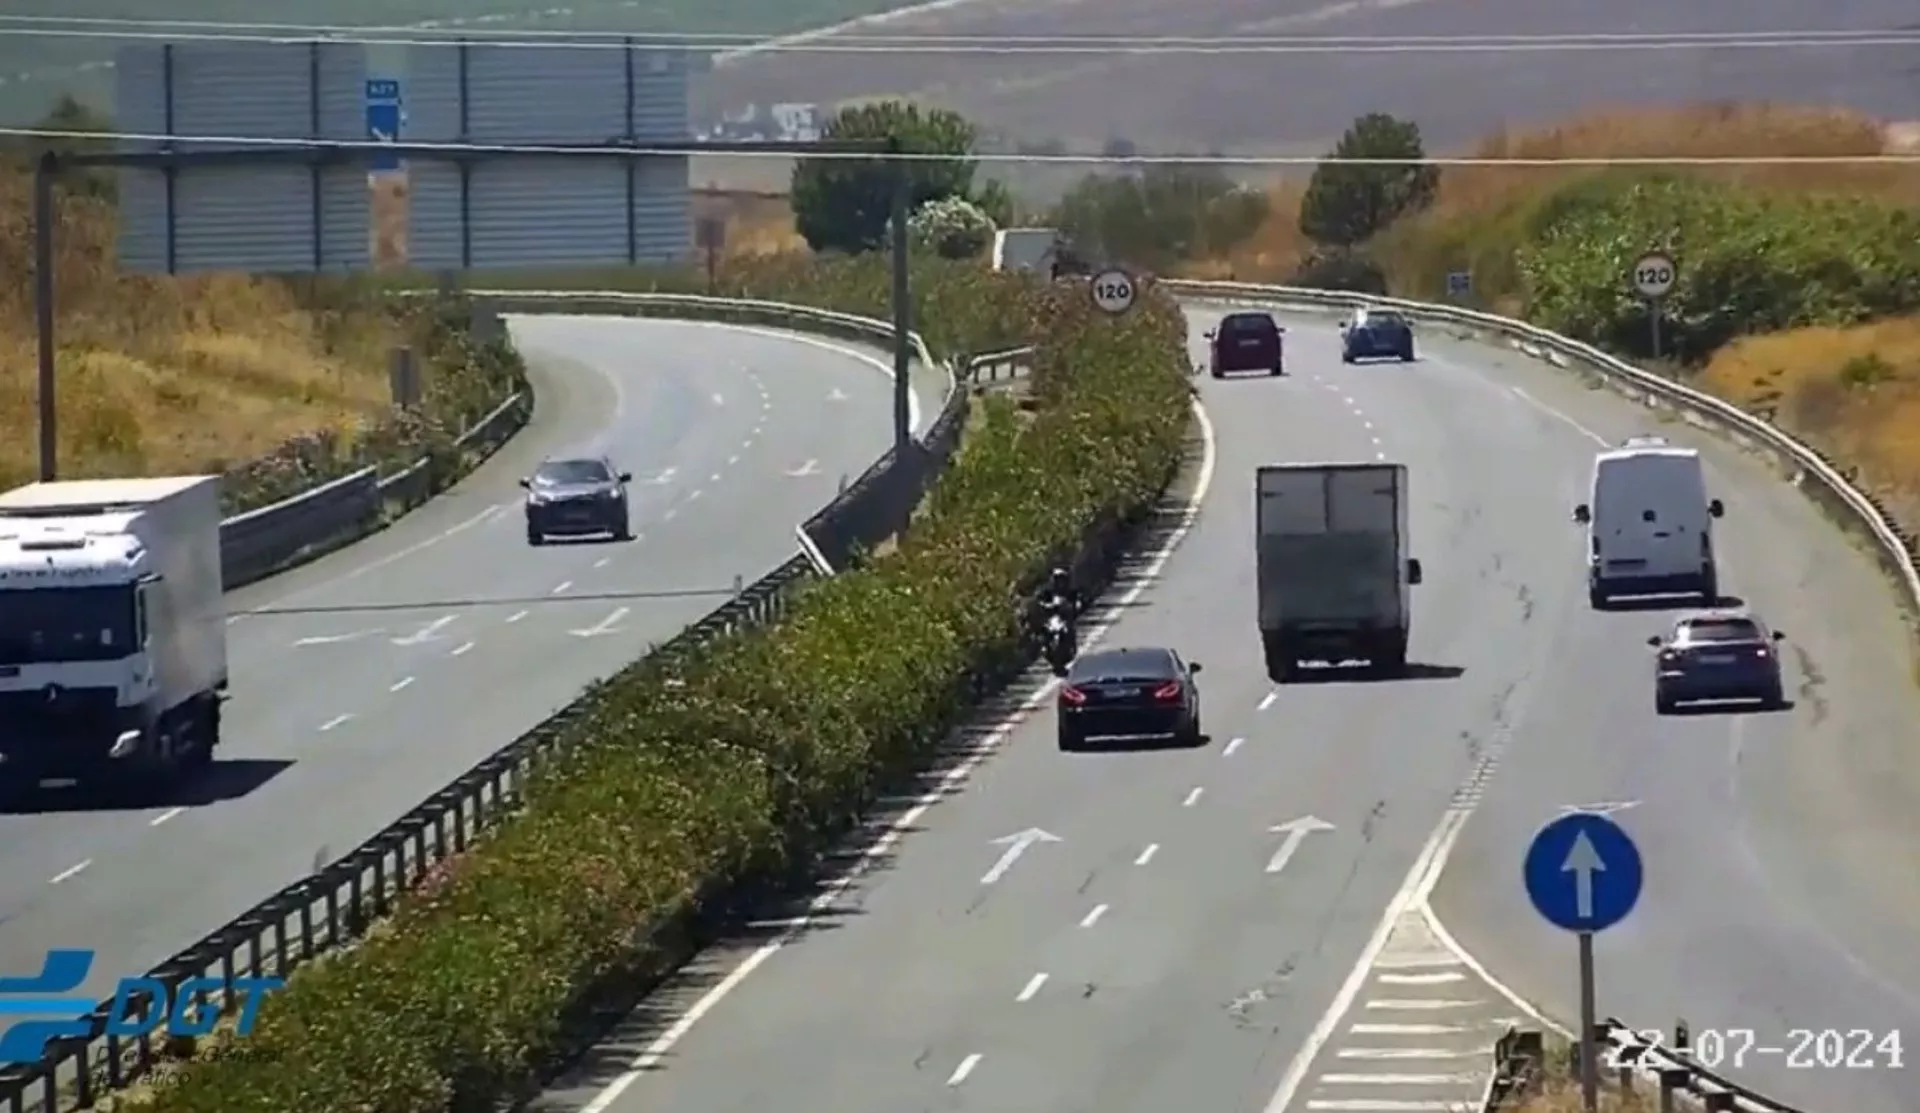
[[0, 315, 942, 1001], [537, 309, 1597, 1113], [1416, 332, 1920, 1113]]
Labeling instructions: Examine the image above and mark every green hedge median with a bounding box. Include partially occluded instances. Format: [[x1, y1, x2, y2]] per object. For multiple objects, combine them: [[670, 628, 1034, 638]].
[[141, 257, 1194, 1113]]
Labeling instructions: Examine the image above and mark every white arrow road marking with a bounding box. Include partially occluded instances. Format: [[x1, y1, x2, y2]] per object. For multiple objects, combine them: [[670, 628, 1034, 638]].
[[569, 606, 629, 638], [1562, 830, 1605, 919], [1266, 815, 1335, 874], [980, 827, 1060, 885], [828, 386, 849, 401], [785, 459, 819, 478], [292, 629, 381, 647], [391, 616, 455, 646]]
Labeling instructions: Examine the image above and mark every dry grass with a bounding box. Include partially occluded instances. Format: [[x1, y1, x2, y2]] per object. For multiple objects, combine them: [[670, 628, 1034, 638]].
[[1700, 316, 1920, 524], [0, 161, 398, 488], [693, 188, 807, 257], [1513, 1078, 1652, 1111]]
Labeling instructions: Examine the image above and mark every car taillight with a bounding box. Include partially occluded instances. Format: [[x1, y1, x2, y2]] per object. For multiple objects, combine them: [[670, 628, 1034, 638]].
[[1060, 686, 1088, 705], [1152, 681, 1182, 702]]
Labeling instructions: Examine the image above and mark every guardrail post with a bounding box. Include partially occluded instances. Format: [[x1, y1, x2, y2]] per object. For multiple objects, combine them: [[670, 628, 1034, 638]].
[[732, 573, 744, 598], [1656, 1066, 1688, 1113], [388, 346, 421, 410], [838, 473, 849, 495]]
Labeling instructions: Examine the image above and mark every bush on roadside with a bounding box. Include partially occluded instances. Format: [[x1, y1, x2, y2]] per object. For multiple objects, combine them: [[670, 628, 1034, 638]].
[[138, 257, 1193, 1113], [1515, 175, 1920, 361]]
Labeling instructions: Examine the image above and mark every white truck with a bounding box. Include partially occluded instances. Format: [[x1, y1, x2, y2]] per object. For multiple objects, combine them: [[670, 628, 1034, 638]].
[[1256, 463, 1422, 679], [0, 476, 227, 790]]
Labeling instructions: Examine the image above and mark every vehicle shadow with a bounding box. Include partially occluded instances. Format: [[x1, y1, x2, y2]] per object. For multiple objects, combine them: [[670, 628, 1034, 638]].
[[533, 533, 634, 546], [0, 757, 293, 814], [1597, 594, 1747, 613], [1659, 699, 1797, 717], [1270, 662, 1466, 685]]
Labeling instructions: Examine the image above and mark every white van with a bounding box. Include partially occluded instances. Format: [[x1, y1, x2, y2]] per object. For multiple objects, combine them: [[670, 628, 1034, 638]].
[[1572, 436, 1723, 608]]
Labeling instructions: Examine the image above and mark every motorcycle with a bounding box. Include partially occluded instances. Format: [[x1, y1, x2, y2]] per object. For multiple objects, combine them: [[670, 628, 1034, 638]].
[[1041, 613, 1076, 677]]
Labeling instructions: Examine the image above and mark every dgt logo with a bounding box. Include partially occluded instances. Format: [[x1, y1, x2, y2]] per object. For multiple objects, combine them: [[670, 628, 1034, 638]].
[[0, 950, 284, 1064]]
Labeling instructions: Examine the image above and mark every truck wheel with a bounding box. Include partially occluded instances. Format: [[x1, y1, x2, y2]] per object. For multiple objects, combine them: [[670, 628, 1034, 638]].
[[1399, 344, 1415, 362], [1655, 690, 1677, 715], [1587, 586, 1610, 610], [1057, 726, 1082, 753], [1700, 572, 1719, 604], [182, 699, 218, 770], [1376, 636, 1409, 674]]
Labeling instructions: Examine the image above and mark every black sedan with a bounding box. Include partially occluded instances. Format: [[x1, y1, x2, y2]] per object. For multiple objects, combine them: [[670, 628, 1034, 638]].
[[1650, 609, 1786, 713], [521, 456, 634, 544], [1340, 307, 1415, 363], [1056, 646, 1204, 751]]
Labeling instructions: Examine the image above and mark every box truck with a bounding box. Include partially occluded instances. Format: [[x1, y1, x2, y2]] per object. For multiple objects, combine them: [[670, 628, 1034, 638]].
[[1256, 463, 1422, 679], [0, 476, 227, 789]]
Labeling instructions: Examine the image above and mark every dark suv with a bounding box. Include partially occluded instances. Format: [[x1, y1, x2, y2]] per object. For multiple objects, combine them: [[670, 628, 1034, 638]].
[[1207, 312, 1286, 377], [521, 456, 633, 545], [1649, 609, 1786, 713]]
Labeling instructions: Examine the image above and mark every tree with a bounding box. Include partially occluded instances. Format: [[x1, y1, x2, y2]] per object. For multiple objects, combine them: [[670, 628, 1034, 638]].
[[1053, 165, 1269, 271], [790, 101, 979, 255], [1297, 113, 1439, 249], [909, 196, 996, 260]]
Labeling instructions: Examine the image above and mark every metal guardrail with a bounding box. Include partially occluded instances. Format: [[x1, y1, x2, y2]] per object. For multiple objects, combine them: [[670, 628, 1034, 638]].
[[1162, 279, 1920, 616], [0, 295, 1031, 1112], [1170, 281, 1835, 1113], [217, 389, 528, 589], [1596, 1019, 1808, 1113], [1481, 1026, 1546, 1111]]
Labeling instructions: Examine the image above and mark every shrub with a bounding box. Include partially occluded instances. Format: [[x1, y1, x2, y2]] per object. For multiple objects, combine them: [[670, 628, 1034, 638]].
[[1516, 176, 1920, 361], [909, 195, 996, 260], [139, 256, 1192, 1113]]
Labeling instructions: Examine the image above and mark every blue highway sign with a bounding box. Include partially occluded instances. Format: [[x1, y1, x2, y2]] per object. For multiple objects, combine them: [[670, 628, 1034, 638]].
[[1523, 811, 1642, 933], [365, 79, 402, 173]]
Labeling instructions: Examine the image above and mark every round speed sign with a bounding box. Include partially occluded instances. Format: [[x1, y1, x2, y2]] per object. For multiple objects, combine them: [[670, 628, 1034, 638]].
[[1630, 252, 1677, 299], [1089, 268, 1137, 315]]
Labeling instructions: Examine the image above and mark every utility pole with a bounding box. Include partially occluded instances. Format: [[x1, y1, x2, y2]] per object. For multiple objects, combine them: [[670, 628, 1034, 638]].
[[888, 136, 912, 453]]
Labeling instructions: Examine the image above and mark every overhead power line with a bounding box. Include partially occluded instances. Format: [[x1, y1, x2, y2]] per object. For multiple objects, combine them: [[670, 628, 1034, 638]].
[[0, 18, 1912, 53], [7, 126, 1917, 167]]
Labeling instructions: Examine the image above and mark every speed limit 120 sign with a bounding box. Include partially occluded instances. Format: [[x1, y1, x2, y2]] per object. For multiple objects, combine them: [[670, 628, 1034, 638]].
[[1630, 252, 1677, 299], [1089, 268, 1137, 315]]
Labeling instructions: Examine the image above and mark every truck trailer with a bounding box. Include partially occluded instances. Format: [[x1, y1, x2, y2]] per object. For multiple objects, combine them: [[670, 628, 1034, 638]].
[[1256, 463, 1422, 679], [0, 476, 227, 790]]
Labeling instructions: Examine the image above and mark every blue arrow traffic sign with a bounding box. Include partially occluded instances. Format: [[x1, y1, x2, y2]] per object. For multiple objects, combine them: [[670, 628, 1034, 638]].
[[365, 79, 402, 173], [1523, 811, 1642, 934]]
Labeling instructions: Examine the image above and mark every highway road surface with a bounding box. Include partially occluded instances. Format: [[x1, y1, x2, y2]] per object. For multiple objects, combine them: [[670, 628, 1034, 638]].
[[0, 314, 944, 1003], [529, 303, 1920, 1113]]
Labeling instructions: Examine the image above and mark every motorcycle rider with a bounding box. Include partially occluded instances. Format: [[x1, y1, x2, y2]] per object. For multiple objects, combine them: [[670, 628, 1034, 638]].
[[1030, 566, 1084, 662]]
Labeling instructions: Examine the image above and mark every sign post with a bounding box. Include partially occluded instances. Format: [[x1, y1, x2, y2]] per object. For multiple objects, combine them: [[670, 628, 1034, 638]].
[[365, 78, 402, 174], [1089, 268, 1137, 316], [1523, 811, 1644, 1113], [1629, 251, 1677, 360]]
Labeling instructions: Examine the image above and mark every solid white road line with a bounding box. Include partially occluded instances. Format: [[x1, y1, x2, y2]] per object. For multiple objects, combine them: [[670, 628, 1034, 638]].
[[572, 397, 1220, 1113], [1377, 971, 1464, 985], [1349, 1023, 1469, 1036], [1336, 1048, 1482, 1060]]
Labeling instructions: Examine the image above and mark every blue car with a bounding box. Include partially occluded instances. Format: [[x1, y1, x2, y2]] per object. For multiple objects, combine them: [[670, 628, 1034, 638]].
[[1341, 307, 1416, 363]]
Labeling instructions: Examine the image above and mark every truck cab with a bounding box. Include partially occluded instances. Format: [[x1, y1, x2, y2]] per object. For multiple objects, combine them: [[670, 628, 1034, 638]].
[[0, 477, 227, 792], [1573, 436, 1722, 609]]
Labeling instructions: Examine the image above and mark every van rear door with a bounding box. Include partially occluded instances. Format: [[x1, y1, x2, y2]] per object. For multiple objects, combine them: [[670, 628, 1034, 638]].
[[1594, 455, 1706, 578]]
